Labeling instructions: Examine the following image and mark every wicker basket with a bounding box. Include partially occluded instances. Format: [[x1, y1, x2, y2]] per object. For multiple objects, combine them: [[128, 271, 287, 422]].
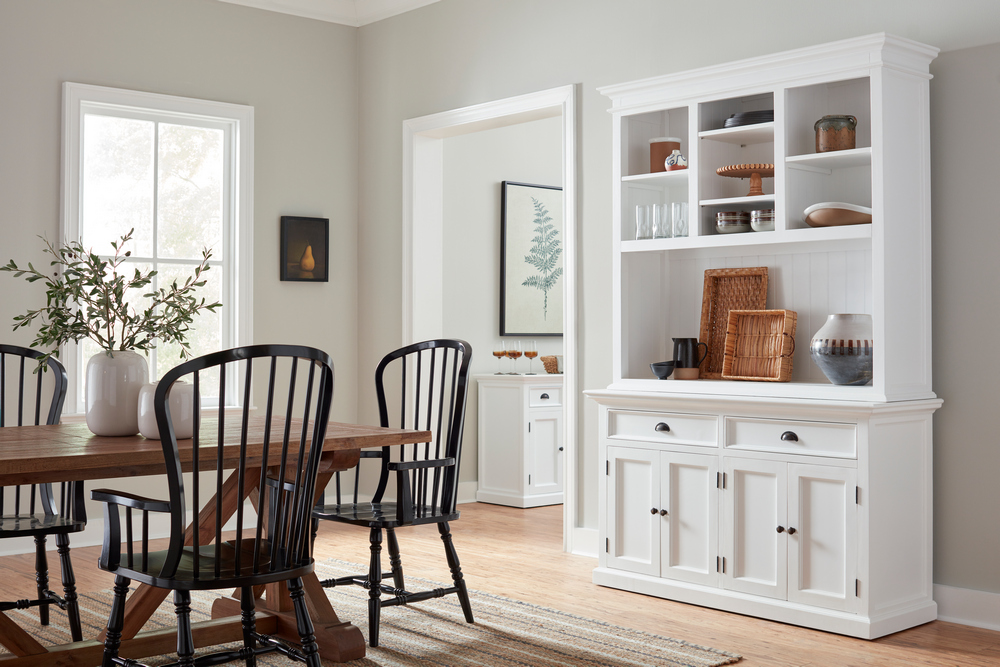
[[540, 355, 560, 374], [699, 268, 769, 379], [721, 309, 797, 382]]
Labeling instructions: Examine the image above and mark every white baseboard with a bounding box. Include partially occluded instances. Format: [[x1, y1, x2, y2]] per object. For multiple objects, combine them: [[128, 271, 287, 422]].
[[934, 584, 1000, 631], [570, 526, 598, 558]]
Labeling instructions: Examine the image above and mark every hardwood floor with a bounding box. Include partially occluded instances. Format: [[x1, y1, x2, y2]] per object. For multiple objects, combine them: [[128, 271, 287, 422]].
[[8, 502, 998, 665]]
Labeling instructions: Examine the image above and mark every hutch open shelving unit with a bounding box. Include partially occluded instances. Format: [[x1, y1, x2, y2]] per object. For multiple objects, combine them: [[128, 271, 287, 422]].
[[586, 33, 942, 639]]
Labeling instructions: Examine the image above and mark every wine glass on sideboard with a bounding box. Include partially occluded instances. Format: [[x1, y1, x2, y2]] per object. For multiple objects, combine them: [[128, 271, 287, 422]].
[[507, 340, 522, 374], [524, 340, 538, 374], [493, 341, 507, 374]]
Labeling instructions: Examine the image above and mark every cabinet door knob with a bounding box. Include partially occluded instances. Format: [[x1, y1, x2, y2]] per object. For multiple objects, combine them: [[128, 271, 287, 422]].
[[655, 422, 671, 433], [650, 508, 659, 515], [776, 526, 785, 533], [558, 446, 564, 451], [780, 431, 799, 442], [787, 527, 797, 535], [659, 509, 668, 516], [540, 393, 550, 400]]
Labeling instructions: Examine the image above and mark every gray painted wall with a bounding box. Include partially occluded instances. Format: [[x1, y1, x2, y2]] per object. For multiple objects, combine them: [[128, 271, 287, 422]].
[[356, 0, 1000, 593], [442, 116, 564, 485]]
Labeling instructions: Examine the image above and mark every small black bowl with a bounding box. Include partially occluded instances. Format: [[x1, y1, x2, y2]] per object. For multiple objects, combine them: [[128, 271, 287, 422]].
[[650, 361, 675, 379]]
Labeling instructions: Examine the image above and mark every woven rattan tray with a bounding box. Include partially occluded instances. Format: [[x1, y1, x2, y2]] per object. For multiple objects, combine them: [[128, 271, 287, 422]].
[[721, 309, 797, 382], [699, 267, 769, 379]]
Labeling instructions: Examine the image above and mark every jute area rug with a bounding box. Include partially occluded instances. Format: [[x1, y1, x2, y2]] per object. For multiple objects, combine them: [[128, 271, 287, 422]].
[[3, 559, 741, 666]]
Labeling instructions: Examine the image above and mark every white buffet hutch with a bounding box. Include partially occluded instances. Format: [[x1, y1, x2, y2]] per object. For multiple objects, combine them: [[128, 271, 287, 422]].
[[586, 34, 942, 639]]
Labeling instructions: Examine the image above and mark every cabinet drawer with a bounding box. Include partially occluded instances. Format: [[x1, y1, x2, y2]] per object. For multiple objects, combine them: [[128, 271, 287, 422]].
[[608, 410, 718, 447], [529, 387, 562, 407], [725, 417, 857, 459]]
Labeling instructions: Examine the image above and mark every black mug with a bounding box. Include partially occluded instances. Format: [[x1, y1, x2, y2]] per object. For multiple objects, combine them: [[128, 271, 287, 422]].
[[672, 337, 708, 368]]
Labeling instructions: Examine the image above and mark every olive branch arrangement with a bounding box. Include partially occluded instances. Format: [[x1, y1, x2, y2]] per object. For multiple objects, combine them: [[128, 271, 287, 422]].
[[1, 229, 221, 367]]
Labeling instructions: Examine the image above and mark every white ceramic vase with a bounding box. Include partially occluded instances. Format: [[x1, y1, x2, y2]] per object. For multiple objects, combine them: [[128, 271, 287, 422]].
[[85, 350, 149, 436], [809, 314, 874, 386], [137, 380, 195, 440]]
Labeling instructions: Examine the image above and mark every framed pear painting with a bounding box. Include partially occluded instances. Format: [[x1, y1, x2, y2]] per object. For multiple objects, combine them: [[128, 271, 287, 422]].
[[500, 181, 563, 336], [280, 216, 329, 282]]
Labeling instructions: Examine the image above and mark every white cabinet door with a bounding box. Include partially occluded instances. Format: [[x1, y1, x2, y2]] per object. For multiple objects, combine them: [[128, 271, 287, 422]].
[[527, 408, 563, 497], [660, 451, 719, 587], [787, 463, 858, 612], [607, 446, 660, 577], [723, 457, 787, 600]]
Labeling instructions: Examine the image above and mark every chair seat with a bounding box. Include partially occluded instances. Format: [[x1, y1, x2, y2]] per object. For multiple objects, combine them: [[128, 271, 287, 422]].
[[0, 513, 87, 536], [108, 539, 314, 591], [313, 502, 459, 528]]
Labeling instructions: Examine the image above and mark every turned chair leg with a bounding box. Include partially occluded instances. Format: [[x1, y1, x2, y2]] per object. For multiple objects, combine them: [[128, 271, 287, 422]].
[[439, 522, 474, 623], [33, 536, 49, 627], [174, 589, 195, 667], [288, 577, 322, 667], [386, 527, 405, 591], [55, 533, 82, 642], [368, 527, 383, 647], [102, 575, 130, 667], [240, 586, 258, 667]]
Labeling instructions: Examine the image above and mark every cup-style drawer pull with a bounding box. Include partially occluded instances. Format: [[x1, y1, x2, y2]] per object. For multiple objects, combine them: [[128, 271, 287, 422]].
[[540, 393, 550, 400], [780, 431, 799, 442], [655, 422, 671, 433]]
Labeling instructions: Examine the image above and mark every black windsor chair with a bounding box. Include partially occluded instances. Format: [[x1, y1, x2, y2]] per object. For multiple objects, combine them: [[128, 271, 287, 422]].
[[312, 339, 473, 647], [92, 345, 335, 667], [0, 344, 85, 642]]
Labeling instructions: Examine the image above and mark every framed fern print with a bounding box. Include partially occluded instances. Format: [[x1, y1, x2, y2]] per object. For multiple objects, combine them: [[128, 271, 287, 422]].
[[500, 181, 563, 336]]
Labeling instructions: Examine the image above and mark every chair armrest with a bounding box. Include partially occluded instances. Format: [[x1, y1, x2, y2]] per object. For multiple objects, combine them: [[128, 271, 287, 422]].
[[91, 489, 171, 513], [386, 457, 455, 472]]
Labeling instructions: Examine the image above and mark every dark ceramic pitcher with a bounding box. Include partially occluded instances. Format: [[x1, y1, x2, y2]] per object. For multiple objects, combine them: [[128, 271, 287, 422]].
[[672, 337, 708, 368]]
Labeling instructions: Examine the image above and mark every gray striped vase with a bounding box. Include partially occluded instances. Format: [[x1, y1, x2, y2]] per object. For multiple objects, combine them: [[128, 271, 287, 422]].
[[809, 314, 873, 386]]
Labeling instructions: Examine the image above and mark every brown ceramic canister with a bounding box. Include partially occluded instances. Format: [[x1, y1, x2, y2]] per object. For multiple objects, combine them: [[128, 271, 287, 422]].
[[814, 115, 857, 152], [649, 137, 681, 173]]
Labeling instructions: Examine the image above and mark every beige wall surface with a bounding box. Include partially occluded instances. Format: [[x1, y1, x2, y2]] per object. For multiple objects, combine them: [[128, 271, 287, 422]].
[[0, 0, 358, 521], [442, 116, 564, 484], [356, 0, 1000, 591]]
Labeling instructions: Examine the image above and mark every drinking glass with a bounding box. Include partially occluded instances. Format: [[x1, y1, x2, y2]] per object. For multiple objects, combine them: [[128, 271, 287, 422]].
[[524, 340, 538, 374], [493, 341, 507, 374], [672, 202, 689, 238], [635, 205, 651, 240], [653, 203, 672, 239], [507, 340, 523, 374]]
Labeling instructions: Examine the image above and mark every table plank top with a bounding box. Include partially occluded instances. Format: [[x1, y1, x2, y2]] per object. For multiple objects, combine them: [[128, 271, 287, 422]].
[[0, 419, 432, 486]]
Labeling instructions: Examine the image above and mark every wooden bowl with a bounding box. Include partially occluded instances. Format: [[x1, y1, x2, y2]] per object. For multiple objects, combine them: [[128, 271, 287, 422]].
[[804, 202, 872, 227]]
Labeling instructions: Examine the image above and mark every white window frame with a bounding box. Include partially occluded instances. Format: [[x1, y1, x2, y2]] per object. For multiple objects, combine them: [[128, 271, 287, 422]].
[[61, 82, 253, 414]]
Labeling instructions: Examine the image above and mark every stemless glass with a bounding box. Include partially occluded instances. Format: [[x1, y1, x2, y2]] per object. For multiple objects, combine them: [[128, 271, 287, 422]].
[[507, 340, 522, 374], [524, 340, 538, 374], [493, 341, 507, 374]]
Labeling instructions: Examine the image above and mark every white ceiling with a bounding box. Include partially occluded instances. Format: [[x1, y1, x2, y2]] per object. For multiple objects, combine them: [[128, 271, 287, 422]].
[[217, 0, 440, 27]]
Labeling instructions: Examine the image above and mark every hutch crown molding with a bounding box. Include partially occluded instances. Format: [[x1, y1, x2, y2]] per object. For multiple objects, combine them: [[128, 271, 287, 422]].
[[586, 33, 941, 639]]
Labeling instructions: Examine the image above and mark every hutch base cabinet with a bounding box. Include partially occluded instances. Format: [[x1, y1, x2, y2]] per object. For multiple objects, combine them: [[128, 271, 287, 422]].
[[588, 34, 941, 639], [476, 374, 564, 508]]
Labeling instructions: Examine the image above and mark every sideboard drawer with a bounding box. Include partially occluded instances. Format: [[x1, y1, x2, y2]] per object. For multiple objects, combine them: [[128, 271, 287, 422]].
[[725, 417, 857, 458], [608, 410, 718, 447], [529, 387, 562, 408]]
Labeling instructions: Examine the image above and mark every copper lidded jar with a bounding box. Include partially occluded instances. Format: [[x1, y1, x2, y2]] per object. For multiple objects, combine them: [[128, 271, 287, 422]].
[[814, 115, 856, 153]]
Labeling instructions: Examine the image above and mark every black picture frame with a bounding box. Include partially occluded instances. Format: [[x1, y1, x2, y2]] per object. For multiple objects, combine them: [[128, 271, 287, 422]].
[[500, 181, 563, 337], [280, 216, 329, 282]]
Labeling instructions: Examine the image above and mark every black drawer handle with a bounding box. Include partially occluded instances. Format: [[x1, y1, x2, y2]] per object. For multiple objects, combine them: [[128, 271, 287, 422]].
[[540, 393, 550, 400], [780, 431, 798, 442], [655, 422, 671, 433]]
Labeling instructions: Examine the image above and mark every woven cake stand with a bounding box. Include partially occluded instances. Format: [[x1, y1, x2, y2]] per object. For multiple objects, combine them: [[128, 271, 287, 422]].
[[716, 163, 774, 197]]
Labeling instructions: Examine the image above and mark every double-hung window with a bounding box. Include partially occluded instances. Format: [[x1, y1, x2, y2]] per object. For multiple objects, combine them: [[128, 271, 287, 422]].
[[62, 83, 253, 412]]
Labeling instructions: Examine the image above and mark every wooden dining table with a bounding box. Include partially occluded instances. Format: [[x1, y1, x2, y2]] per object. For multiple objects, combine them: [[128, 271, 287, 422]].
[[0, 418, 432, 666]]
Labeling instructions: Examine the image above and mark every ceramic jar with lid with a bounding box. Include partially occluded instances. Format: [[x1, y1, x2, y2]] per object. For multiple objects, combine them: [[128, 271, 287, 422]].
[[815, 115, 857, 152], [750, 208, 775, 232], [649, 137, 681, 173], [716, 211, 750, 234]]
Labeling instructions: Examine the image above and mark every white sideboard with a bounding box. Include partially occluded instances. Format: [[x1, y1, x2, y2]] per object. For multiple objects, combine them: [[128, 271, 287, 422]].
[[476, 374, 563, 508], [587, 34, 942, 639]]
